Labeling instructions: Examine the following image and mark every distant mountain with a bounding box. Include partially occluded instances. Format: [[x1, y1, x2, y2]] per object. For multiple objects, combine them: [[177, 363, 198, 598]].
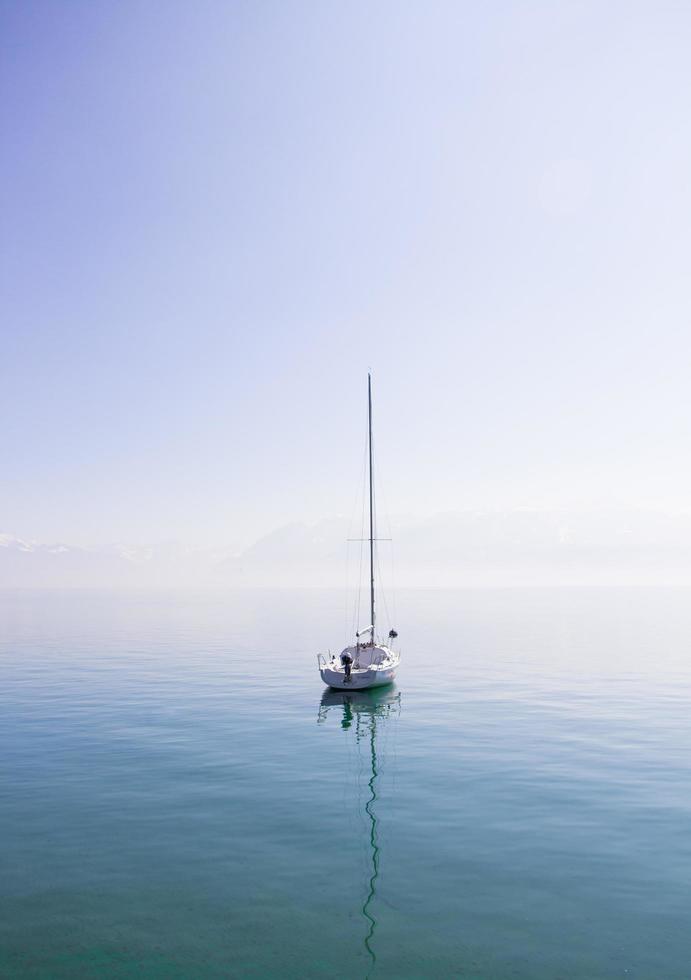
[[0, 534, 225, 588], [231, 518, 351, 563], [3, 509, 691, 588], [218, 510, 691, 587], [0, 534, 129, 587]]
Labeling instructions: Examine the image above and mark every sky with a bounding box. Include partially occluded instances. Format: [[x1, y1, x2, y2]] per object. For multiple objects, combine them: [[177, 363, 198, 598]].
[[2, 0, 691, 551]]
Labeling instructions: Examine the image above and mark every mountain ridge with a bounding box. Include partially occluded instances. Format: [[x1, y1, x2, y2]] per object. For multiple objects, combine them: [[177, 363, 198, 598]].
[[3, 508, 691, 587]]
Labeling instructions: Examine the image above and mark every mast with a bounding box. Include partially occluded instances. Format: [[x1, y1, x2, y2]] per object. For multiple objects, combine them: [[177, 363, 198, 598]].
[[368, 373, 375, 643]]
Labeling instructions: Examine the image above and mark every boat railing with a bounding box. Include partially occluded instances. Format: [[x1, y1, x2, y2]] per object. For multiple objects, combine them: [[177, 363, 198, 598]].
[[319, 651, 397, 670]]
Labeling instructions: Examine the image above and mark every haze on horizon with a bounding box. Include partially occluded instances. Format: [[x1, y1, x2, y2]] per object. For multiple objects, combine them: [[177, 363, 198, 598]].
[[3, 1, 691, 569]]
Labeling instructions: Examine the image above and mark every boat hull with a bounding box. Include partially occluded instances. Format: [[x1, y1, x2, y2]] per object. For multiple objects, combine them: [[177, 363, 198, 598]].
[[319, 665, 397, 691]]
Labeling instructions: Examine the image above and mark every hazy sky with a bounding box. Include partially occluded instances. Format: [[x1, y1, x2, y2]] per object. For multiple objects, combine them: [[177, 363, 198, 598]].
[[2, 1, 691, 549]]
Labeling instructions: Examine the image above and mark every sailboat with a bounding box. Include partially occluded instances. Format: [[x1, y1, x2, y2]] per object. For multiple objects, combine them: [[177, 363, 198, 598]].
[[318, 374, 400, 690]]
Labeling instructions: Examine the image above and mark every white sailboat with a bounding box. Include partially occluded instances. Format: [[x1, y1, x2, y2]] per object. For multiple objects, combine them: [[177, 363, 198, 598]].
[[318, 374, 400, 691]]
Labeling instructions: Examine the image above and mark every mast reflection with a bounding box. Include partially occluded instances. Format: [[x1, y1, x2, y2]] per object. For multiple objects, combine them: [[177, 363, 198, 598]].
[[318, 687, 401, 975]]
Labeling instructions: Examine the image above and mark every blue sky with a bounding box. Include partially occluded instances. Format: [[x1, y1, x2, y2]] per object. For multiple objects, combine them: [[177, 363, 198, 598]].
[[2, 1, 691, 548]]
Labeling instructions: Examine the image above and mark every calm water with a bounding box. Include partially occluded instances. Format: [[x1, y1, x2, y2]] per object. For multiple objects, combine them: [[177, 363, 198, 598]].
[[2, 587, 691, 979]]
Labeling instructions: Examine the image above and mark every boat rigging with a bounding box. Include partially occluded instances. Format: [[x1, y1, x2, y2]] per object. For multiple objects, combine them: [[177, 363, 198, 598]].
[[317, 374, 400, 690]]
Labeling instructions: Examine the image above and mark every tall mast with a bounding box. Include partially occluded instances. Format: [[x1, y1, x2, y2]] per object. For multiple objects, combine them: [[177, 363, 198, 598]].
[[368, 373, 375, 642]]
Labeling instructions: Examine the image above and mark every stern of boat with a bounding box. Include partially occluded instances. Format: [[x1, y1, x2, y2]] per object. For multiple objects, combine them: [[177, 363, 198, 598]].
[[317, 651, 399, 690]]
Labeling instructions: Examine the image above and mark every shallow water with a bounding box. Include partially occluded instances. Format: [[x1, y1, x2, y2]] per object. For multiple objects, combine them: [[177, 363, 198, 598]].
[[2, 587, 691, 978]]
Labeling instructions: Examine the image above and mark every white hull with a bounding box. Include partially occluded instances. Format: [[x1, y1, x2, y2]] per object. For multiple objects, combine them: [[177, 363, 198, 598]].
[[319, 645, 400, 691], [320, 664, 397, 691]]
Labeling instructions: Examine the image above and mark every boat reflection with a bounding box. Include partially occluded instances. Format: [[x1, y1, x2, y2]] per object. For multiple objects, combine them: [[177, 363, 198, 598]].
[[318, 686, 401, 975]]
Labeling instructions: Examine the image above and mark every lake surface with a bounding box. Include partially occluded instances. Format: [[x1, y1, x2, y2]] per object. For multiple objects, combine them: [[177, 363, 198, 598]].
[[2, 587, 691, 978]]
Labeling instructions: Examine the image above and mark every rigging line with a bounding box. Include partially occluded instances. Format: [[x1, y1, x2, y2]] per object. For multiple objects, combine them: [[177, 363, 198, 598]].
[[344, 527, 353, 646], [375, 547, 392, 634], [371, 431, 394, 633], [348, 428, 369, 645], [373, 482, 390, 629], [344, 540, 351, 646], [354, 421, 368, 642], [373, 435, 398, 629], [369, 415, 378, 638], [390, 534, 397, 631], [368, 375, 375, 639]]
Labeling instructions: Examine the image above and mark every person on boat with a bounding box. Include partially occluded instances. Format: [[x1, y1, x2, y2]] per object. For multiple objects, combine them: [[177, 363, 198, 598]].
[[340, 650, 353, 679]]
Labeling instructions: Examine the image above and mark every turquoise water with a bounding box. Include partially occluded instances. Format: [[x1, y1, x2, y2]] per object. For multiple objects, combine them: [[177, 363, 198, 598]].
[[2, 587, 691, 979]]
